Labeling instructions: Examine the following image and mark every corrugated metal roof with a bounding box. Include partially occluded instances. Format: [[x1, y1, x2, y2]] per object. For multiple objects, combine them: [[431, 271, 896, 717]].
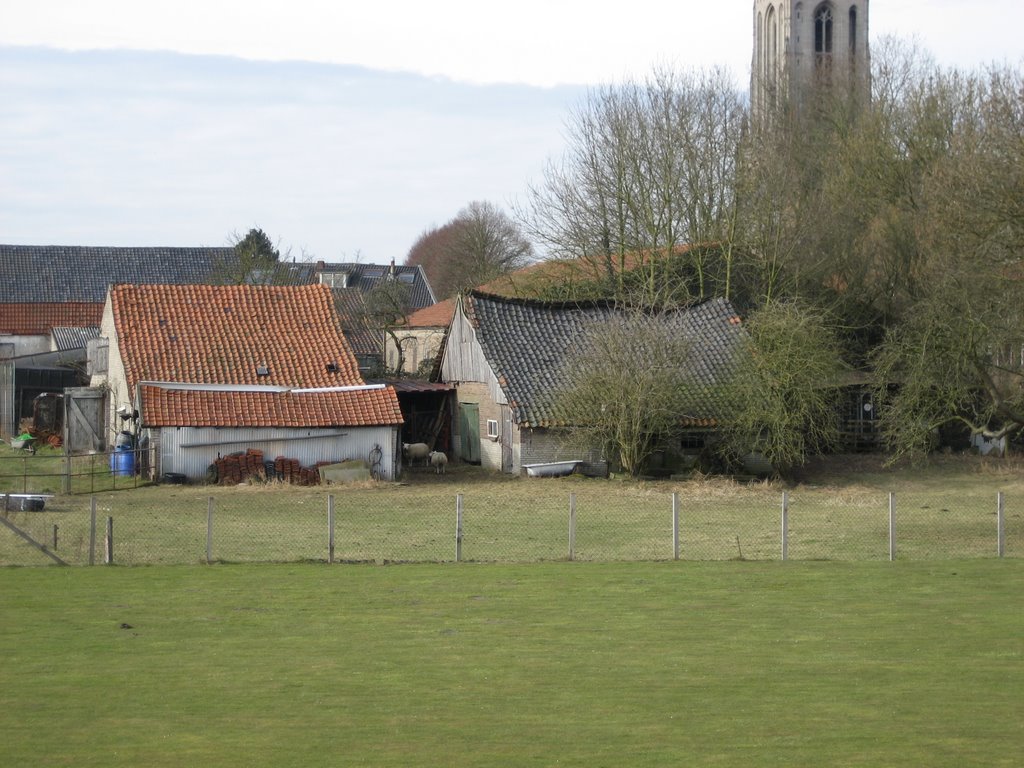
[[373, 379, 454, 394], [51, 326, 100, 351]]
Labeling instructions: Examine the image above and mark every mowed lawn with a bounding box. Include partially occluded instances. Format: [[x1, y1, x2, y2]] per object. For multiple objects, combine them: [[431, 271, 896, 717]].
[[1, 561, 1021, 767]]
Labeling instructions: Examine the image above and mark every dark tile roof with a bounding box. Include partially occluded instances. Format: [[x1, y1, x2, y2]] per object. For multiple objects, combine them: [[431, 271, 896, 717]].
[[330, 288, 382, 358], [463, 292, 746, 428], [316, 262, 436, 310], [140, 384, 403, 428], [0, 245, 238, 303], [111, 283, 364, 393]]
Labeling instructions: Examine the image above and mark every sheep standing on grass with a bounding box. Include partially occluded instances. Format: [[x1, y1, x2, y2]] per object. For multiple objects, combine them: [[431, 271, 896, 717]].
[[402, 442, 430, 467], [429, 451, 448, 474]]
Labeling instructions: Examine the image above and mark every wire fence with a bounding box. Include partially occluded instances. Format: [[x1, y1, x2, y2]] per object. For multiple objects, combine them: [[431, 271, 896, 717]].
[[0, 447, 146, 495], [0, 486, 1016, 567]]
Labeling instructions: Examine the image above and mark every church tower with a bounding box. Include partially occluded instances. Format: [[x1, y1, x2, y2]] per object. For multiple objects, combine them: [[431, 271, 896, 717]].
[[752, 1, 870, 121]]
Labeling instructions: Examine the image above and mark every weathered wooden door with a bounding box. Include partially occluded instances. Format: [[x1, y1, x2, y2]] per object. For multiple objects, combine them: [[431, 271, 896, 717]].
[[63, 387, 107, 453], [458, 402, 480, 464]]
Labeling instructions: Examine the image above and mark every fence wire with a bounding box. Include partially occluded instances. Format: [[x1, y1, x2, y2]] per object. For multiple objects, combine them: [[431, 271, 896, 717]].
[[0, 485, 1017, 567]]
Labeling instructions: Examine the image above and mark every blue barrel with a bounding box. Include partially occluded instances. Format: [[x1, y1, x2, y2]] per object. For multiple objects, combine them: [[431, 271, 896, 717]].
[[111, 446, 135, 477]]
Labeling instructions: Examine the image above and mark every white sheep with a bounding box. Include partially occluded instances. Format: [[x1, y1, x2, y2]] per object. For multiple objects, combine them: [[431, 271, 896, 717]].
[[402, 442, 430, 467], [429, 451, 448, 474]]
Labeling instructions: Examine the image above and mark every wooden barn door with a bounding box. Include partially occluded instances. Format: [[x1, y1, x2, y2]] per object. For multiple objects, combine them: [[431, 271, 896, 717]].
[[458, 403, 480, 464]]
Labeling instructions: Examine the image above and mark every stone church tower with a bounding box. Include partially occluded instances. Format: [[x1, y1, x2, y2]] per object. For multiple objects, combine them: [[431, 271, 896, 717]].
[[751, 1, 871, 120]]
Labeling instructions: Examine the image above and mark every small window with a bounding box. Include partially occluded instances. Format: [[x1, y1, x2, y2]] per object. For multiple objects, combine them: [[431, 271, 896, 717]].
[[397, 273, 416, 284], [320, 272, 349, 288], [486, 419, 499, 439]]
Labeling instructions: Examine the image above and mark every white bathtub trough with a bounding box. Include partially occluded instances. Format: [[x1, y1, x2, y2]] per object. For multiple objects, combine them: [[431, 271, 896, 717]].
[[523, 460, 581, 478]]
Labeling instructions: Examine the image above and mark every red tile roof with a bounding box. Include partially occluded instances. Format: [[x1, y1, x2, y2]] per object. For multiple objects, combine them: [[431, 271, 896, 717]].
[[0, 303, 103, 335], [111, 284, 363, 392], [140, 385, 403, 428], [403, 299, 455, 328]]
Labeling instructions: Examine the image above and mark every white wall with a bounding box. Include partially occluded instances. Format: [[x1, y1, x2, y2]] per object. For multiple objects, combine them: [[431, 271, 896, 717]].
[[155, 424, 401, 481]]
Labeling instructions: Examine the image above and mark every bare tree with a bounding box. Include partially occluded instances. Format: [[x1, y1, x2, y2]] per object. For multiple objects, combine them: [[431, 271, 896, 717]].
[[406, 201, 533, 299], [520, 67, 747, 307], [359, 279, 414, 377]]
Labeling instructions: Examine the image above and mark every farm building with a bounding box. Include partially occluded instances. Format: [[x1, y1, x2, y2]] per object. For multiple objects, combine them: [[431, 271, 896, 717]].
[[138, 383, 404, 482], [438, 291, 746, 475], [0, 244, 239, 437], [91, 282, 404, 481]]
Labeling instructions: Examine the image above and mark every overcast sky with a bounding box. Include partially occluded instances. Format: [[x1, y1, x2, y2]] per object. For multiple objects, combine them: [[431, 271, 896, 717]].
[[2, 1, 1022, 263]]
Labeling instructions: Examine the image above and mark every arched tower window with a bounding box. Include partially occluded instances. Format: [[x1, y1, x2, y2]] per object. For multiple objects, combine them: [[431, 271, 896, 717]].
[[814, 5, 833, 55], [849, 6, 858, 75], [814, 4, 834, 82]]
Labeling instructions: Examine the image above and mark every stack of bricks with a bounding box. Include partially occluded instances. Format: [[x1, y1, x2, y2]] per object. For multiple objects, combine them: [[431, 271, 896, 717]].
[[215, 449, 266, 485], [271, 456, 321, 485], [213, 450, 323, 486]]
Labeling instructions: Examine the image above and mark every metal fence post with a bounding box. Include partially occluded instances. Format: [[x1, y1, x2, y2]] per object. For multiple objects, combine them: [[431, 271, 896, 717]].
[[672, 492, 680, 561], [889, 492, 897, 562], [206, 497, 214, 564], [455, 494, 463, 562], [781, 491, 789, 561], [997, 491, 1005, 558], [89, 497, 97, 565], [105, 516, 114, 564], [328, 494, 335, 564], [568, 493, 577, 561]]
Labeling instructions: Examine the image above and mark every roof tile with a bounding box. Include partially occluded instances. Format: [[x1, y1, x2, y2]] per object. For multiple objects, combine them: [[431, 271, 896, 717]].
[[462, 292, 746, 428], [112, 283, 364, 392], [140, 385, 404, 427]]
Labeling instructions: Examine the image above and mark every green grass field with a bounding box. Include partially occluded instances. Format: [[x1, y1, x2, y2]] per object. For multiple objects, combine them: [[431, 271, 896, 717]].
[[1, 561, 1021, 767]]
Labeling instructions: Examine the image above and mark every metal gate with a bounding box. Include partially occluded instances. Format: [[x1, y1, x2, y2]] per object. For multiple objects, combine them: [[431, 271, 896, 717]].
[[0, 360, 13, 438]]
